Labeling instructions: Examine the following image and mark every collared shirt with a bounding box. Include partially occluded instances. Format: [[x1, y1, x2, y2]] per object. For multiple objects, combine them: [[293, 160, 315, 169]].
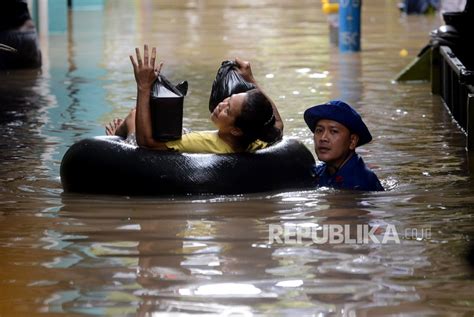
[[313, 153, 384, 191]]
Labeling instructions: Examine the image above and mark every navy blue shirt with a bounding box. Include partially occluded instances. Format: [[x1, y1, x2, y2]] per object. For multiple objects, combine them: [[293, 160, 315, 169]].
[[313, 153, 384, 191]]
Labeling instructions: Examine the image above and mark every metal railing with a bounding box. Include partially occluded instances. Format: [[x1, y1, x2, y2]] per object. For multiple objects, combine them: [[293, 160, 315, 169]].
[[432, 46, 474, 150]]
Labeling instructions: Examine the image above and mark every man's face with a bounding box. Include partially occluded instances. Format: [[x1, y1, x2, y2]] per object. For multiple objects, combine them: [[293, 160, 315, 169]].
[[313, 119, 359, 167]]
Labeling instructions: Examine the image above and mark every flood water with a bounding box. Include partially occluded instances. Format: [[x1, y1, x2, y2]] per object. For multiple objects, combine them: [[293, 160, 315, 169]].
[[1, 0, 474, 316]]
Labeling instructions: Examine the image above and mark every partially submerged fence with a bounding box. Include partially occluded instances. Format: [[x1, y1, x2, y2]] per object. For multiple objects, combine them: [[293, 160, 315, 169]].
[[432, 45, 474, 150]]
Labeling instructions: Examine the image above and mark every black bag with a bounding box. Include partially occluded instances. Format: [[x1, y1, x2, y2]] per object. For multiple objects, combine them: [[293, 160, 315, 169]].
[[150, 75, 188, 141], [208, 60, 256, 112]]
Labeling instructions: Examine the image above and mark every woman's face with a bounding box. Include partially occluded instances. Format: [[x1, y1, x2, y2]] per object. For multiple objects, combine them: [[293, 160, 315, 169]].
[[211, 92, 246, 133]]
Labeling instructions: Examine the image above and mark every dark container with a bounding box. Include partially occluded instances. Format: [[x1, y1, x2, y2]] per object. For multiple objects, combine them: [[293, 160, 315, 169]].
[[149, 75, 187, 141], [208, 60, 256, 113]]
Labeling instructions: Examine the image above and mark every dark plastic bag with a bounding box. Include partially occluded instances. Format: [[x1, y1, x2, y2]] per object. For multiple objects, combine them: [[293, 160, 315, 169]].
[[208, 60, 256, 112], [150, 75, 188, 141]]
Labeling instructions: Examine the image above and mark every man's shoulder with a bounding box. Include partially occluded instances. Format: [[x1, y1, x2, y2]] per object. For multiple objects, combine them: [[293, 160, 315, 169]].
[[342, 154, 384, 191], [355, 155, 379, 174]]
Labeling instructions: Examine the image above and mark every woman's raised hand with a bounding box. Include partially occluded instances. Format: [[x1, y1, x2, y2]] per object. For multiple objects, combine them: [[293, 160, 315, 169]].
[[234, 57, 256, 84], [130, 44, 163, 90]]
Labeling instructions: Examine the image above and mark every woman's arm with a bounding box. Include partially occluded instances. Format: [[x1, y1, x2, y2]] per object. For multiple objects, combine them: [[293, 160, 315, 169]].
[[234, 57, 284, 139], [130, 45, 168, 150]]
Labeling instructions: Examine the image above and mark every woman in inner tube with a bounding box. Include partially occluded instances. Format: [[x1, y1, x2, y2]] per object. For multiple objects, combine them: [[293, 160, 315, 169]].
[[106, 44, 283, 154]]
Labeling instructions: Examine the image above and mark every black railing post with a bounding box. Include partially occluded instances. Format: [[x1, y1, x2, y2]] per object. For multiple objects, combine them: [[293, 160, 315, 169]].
[[433, 46, 474, 150], [431, 46, 441, 95], [468, 93, 474, 150]]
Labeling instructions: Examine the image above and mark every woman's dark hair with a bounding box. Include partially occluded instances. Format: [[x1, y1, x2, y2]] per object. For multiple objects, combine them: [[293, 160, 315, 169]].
[[234, 89, 281, 145]]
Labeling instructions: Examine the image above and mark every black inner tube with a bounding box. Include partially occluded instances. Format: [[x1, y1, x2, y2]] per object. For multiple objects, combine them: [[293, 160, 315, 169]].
[[60, 136, 316, 196]]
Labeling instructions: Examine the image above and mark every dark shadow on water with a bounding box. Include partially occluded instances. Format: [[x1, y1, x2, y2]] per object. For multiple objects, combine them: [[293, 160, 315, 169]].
[[0, 69, 52, 193]]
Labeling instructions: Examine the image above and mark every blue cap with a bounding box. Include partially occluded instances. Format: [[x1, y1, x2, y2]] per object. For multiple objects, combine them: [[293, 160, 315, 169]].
[[303, 100, 372, 147]]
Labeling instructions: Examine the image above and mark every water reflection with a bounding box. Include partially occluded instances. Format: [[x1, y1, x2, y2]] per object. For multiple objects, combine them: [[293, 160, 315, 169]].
[[1, 0, 474, 316], [39, 192, 436, 315], [0, 69, 59, 199], [332, 49, 363, 104]]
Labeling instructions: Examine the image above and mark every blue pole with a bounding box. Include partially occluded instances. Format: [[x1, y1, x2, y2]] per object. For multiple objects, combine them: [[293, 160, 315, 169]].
[[339, 0, 361, 52]]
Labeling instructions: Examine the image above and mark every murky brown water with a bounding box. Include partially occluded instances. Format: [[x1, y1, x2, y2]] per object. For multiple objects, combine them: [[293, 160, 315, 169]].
[[1, 0, 474, 316]]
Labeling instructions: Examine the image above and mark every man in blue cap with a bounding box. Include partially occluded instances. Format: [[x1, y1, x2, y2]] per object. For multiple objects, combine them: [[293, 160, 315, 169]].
[[304, 100, 384, 191]]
